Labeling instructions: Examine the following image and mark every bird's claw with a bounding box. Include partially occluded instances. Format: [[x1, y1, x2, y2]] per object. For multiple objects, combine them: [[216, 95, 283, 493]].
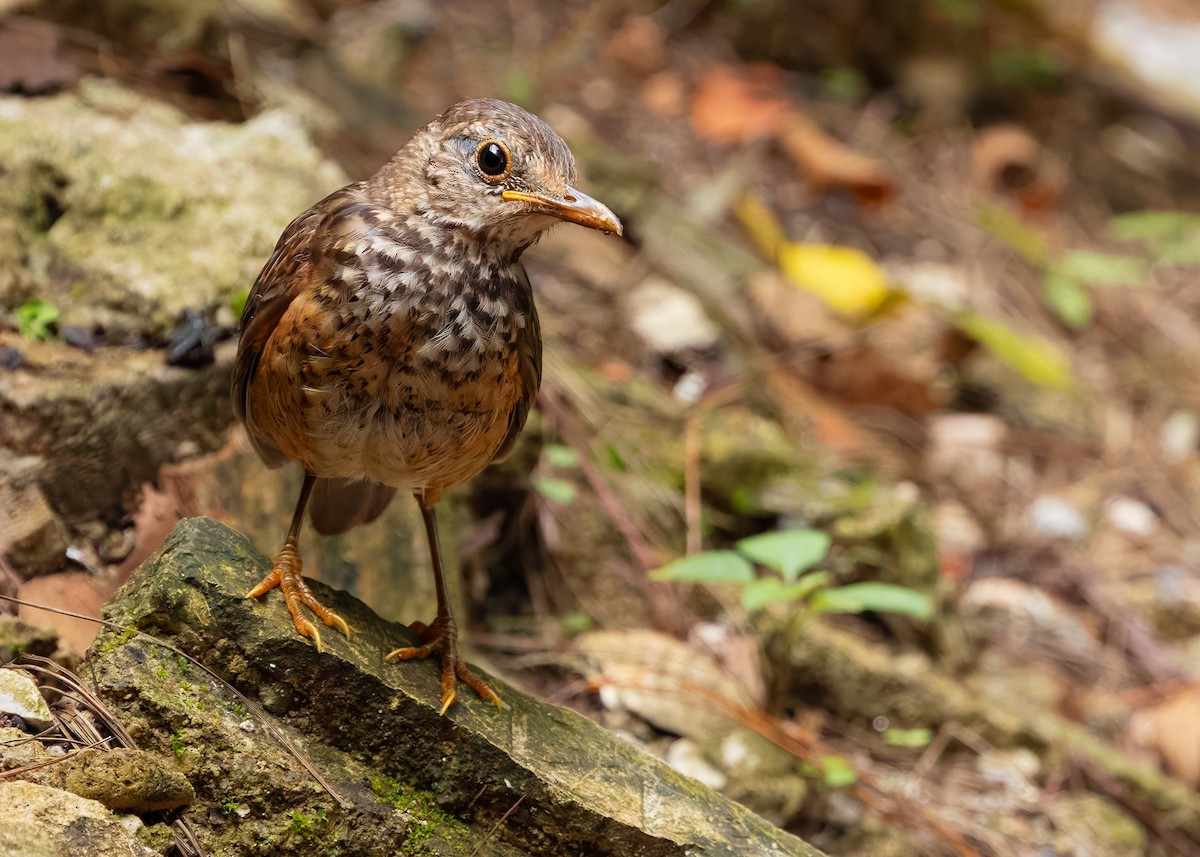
[[246, 545, 350, 652], [386, 616, 504, 714]]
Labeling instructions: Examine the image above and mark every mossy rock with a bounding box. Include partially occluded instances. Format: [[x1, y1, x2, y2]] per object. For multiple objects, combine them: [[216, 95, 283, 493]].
[[86, 517, 824, 856]]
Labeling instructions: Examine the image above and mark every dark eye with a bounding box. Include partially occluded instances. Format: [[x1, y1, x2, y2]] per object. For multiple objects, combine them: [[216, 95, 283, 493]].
[[474, 140, 511, 182]]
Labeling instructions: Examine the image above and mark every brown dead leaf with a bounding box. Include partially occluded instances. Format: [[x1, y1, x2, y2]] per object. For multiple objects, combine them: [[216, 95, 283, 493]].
[[776, 111, 893, 204], [1126, 688, 1200, 788], [691, 63, 791, 145], [601, 14, 665, 78], [806, 341, 942, 420], [18, 571, 112, 656], [118, 482, 184, 575], [971, 124, 1064, 215]]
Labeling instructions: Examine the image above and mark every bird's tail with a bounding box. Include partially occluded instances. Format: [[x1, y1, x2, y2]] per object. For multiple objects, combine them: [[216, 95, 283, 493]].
[[309, 478, 398, 535]]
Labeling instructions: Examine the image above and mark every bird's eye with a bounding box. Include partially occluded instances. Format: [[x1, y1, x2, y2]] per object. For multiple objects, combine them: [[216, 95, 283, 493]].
[[474, 140, 511, 183]]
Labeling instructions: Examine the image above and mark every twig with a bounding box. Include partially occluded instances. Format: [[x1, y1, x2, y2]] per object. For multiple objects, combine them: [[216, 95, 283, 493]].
[[469, 795, 525, 857], [684, 408, 703, 556]]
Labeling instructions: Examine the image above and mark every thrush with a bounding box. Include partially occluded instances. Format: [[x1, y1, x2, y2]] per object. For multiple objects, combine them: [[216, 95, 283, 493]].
[[231, 99, 622, 714]]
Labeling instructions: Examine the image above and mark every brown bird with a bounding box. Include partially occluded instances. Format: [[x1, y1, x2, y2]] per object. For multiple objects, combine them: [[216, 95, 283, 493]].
[[232, 99, 622, 713]]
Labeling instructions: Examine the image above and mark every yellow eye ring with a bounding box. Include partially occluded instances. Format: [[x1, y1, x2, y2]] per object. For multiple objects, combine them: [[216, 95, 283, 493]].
[[474, 140, 511, 183]]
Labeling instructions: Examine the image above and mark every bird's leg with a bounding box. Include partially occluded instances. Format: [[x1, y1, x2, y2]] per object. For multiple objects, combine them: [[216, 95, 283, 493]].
[[386, 499, 503, 715], [246, 472, 350, 652]]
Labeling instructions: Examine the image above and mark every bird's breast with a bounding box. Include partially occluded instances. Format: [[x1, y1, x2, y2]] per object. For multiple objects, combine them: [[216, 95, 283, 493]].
[[253, 261, 535, 493]]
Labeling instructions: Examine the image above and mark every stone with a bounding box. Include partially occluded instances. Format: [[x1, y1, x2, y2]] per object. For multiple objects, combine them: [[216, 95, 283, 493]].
[[0, 666, 53, 731], [0, 78, 345, 339], [0, 466, 69, 577], [0, 779, 160, 857], [64, 748, 195, 813], [0, 615, 58, 664], [86, 517, 824, 856]]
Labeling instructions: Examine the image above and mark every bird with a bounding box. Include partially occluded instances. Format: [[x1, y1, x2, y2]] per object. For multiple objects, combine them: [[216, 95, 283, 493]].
[[231, 99, 622, 714]]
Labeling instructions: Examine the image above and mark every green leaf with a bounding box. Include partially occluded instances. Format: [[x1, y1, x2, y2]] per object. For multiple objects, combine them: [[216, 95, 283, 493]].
[[544, 443, 580, 468], [816, 754, 857, 788], [229, 288, 249, 319], [16, 298, 59, 341], [1108, 210, 1200, 242], [1052, 251, 1146, 286], [740, 571, 832, 612], [560, 611, 593, 634], [884, 727, 934, 748], [603, 443, 629, 472], [534, 476, 576, 505], [650, 551, 755, 585], [810, 582, 933, 620], [954, 311, 1072, 389], [1108, 211, 1200, 265], [736, 529, 830, 582], [1041, 272, 1092, 328]]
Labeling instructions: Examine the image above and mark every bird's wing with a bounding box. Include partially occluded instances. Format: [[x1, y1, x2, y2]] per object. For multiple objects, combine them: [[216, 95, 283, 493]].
[[490, 273, 543, 464], [231, 184, 372, 466]]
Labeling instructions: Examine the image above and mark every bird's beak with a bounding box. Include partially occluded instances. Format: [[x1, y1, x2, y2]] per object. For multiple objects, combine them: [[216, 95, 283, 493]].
[[501, 186, 623, 236]]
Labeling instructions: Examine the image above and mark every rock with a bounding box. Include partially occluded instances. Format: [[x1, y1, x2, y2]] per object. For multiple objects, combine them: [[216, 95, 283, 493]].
[[64, 748, 195, 812], [0, 78, 346, 339], [1026, 495, 1088, 541], [0, 461, 69, 577], [0, 666, 53, 730], [0, 333, 235, 522], [0, 615, 59, 664], [1047, 793, 1145, 857], [0, 779, 161, 857], [86, 517, 823, 856]]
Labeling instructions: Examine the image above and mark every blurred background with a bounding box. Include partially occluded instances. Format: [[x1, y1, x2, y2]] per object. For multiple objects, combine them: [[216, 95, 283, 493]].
[[3, 0, 1200, 853]]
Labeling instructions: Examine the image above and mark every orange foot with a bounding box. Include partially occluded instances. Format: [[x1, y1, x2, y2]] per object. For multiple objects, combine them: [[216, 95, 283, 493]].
[[386, 614, 503, 715], [246, 542, 350, 652]]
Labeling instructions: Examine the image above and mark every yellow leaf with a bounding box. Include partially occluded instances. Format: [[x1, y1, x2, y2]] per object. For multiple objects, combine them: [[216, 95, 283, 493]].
[[732, 193, 786, 258], [778, 242, 892, 318]]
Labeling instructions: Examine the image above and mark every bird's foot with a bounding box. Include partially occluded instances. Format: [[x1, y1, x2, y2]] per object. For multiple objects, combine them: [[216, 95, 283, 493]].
[[246, 542, 350, 652], [386, 614, 504, 715]]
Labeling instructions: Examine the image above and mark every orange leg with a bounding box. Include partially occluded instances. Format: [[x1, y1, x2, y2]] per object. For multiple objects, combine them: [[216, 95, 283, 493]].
[[385, 500, 503, 715], [246, 472, 350, 652]]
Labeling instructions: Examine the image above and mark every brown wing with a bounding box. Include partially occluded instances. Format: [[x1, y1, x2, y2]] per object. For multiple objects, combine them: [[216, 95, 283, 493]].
[[490, 276, 542, 464], [231, 185, 360, 467]]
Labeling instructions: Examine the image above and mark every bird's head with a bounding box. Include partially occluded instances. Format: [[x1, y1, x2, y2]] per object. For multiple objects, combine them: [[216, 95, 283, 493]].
[[373, 98, 622, 252]]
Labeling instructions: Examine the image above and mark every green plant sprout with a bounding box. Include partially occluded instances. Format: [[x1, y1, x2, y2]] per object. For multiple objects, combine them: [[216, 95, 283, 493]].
[[651, 528, 932, 620]]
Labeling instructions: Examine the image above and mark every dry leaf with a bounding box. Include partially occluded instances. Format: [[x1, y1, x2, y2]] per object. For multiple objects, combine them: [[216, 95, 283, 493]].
[[1126, 688, 1200, 788], [576, 629, 761, 740], [601, 14, 665, 78], [691, 63, 791, 144], [971, 124, 1064, 215], [776, 111, 893, 204], [18, 572, 113, 656]]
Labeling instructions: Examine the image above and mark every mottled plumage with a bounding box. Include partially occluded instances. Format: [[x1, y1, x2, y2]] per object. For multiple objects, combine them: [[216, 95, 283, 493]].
[[233, 99, 621, 713]]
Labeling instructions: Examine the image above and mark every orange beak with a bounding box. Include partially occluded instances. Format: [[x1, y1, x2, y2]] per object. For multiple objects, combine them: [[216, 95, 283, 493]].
[[501, 186, 623, 236]]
